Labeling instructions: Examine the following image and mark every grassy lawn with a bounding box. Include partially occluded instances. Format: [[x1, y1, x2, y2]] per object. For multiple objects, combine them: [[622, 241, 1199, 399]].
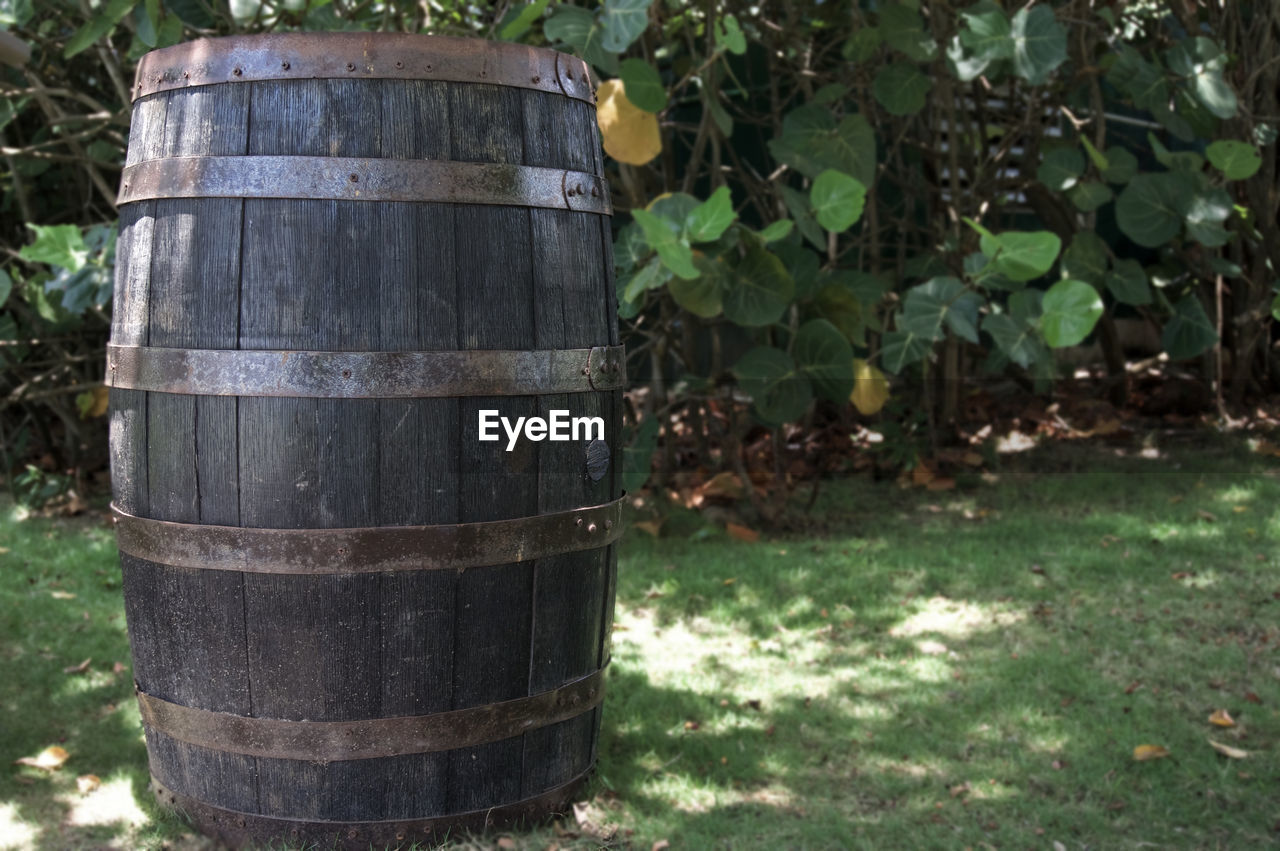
[[2, 433, 1278, 849]]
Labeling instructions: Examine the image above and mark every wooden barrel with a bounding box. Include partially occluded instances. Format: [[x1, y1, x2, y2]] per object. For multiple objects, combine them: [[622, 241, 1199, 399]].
[[107, 33, 622, 849]]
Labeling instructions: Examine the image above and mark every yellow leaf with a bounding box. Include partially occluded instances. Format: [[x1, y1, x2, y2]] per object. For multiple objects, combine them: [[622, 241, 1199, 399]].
[[850, 358, 890, 415], [1132, 744, 1169, 761], [76, 774, 101, 794], [15, 745, 69, 770], [596, 80, 661, 165], [1208, 708, 1235, 727], [87, 386, 109, 418], [1208, 739, 1248, 759]]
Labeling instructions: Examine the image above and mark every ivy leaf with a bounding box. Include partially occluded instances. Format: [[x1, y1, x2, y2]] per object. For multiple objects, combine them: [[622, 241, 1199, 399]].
[[900, 277, 980, 344], [1061, 232, 1108, 286], [982, 231, 1062, 282], [1102, 147, 1139, 184], [618, 58, 665, 113], [1109, 46, 1167, 112], [758, 220, 794, 242], [880, 2, 937, 62], [1116, 172, 1194, 248], [1041, 279, 1104, 347], [1148, 133, 1204, 173], [724, 244, 794, 326], [810, 170, 866, 232], [632, 209, 697, 279], [1162, 295, 1217, 360], [1106, 259, 1152, 306], [21, 224, 88, 272], [781, 185, 826, 251], [1167, 37, 1237, 119], [982, 313, 1039, 368], [845, 26, 882, 64], [1067, 182, 1114, 212], [1206, 140, 1262, 180], [499, 0, 550, 41], [545, 5, 617, 73], [794, 319, 855, 403], [1037, 147, 1084, 191], [0, 269, 11, 305], [64, 0, 137, 59], [1010, 6, 1066, 85], [769, 107, 876, 186], [734, 347, 812, 425], [713, 12, 746, 55], [706, 91, 733, 137], [879, 330, 931, 374], [947, 35, 993, 83], [873, 62, 931, 116], [599, 0, 652, 53], [1080, 136, 1109, 171], [684, 186, 736, 243], [1184, 187, 1233, 248], [621, 255, 671, 303], [772, 242, 821, 301], [669, 255, 726, 318], [959, 2, 1013, 61], [815, 283, 865, 346]]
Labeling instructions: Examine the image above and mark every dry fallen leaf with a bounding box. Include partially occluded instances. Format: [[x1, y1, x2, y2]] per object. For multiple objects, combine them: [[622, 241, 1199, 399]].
[[1132, 744, 1170, 761], [1196, 509, 1217, 522], [1253, 439, 1280, 457], [596, 79, 661, 165], [76, 774, 101, 794], [15, 745, 69, 770], [695, 471, 746, 501], [63, 658, 91, 675], [632, 520, 663, 537], [726, 523, 759, 543], [1208, 739, 1248, 759], [496, 838, 517, 850], [926, 477, 957, 492], [652, 841, 671, 851], [911, 464, 936, 487], [50, 591, 76, 600], [1208, 708, 1236, 727]]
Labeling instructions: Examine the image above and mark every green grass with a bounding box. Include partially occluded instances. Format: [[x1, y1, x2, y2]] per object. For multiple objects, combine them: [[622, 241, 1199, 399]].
[[2, 433, 1279, 849]]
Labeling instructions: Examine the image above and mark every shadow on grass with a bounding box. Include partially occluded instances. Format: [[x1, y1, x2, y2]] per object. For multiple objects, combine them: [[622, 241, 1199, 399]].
[[597, 436, 1278, 847], [0, 508, 190, 849]]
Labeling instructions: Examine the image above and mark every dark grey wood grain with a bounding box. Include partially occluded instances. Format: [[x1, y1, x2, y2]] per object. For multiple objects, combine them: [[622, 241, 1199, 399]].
[[113, 60, 619, 831], [117, 83, 259, 815]]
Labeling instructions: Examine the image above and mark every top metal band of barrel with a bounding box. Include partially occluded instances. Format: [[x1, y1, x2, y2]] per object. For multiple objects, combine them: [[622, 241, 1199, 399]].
[[132, 32, 594, 104], [117, 156, 611, 215], [106, 344, 626, 398]]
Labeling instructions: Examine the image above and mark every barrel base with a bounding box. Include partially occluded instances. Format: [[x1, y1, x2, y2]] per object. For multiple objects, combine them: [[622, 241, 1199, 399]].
[[152, 768, 592, 850]]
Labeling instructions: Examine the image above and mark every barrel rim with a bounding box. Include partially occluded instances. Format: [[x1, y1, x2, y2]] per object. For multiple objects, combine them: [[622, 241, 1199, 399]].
[[132, 32, 595, 105]]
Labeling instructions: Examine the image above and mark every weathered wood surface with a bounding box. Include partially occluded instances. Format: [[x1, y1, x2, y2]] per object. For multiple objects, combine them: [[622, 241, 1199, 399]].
[[110, 66, 617, 827]]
